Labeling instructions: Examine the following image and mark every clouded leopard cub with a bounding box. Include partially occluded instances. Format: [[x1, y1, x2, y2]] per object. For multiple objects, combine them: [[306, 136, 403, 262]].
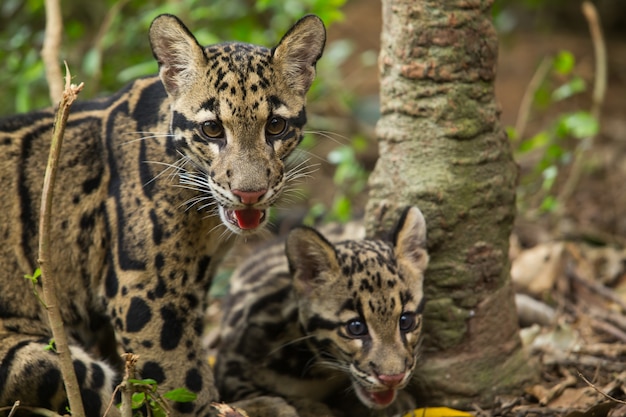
[[215, 207, 429, 417], [0, 14, 324, 417]]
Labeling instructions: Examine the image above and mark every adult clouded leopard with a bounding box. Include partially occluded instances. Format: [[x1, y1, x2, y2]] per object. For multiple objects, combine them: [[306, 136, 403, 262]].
[[0, 13, 325, 417], [215, 207, 429, 417]]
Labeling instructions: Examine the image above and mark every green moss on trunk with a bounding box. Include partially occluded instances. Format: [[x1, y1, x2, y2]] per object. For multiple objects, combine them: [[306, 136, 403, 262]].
[[366, 0, 537, 406]]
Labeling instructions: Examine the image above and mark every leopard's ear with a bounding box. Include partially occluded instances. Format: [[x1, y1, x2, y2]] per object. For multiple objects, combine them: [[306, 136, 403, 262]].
[[149, 14, 206, 98], [286, 226, 338, 294], [393, 206, 429, 273], [272, 15, 326, 94]]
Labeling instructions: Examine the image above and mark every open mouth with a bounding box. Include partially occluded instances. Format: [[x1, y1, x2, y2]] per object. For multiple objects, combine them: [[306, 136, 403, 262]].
[[223, 208, 266, 230], [355, 384, 397, 409]]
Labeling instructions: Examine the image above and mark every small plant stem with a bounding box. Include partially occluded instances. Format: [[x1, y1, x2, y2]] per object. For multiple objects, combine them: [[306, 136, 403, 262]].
[[513, 55, 552, 145], [556, 1, 607, 205], [38, 63, 85, 417], [120, 354, 138, 417]]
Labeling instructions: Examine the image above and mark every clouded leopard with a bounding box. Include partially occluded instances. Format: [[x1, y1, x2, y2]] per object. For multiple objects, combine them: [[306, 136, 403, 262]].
[[215, 206, 429, 417], [0, 14, 325, 417]]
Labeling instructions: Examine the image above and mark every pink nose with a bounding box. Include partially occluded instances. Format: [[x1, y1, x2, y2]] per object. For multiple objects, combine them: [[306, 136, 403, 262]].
[[377, 373, 406, 388], [232, 189, 267, 204]]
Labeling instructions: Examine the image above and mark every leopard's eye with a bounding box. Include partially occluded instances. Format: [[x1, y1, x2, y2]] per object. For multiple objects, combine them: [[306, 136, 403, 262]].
[[265, 116, 287, 136], [201, 121, 225, 139], [346, 318, 368, 338], [399, 312, 418, 333]]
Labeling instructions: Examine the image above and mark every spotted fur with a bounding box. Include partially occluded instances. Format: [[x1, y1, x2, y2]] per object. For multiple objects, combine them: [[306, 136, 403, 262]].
[[0, 14, 325, 417], [215, 207, 429, 417]]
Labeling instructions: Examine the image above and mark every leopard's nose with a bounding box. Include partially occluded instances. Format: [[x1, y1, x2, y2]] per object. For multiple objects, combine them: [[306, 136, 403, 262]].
[[376, 372, 406, 388], [232, 189, 267, 204]]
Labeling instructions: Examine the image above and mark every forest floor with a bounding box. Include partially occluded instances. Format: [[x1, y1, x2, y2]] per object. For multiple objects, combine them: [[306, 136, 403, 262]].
[[210, 1, 626, 416]]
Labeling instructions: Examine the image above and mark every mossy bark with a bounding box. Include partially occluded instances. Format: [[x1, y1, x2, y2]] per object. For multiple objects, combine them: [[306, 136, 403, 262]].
[[365, 0, 537, 407]]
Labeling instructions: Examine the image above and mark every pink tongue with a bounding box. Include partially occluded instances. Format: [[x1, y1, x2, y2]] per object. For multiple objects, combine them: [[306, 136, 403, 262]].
[[371, 390, 395, 406], [234, 209, 262, 229]]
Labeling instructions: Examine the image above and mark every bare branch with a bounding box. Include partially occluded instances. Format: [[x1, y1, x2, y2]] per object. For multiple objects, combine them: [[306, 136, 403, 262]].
[[41, 0, 64, 103], [38, 63, 85, 417], [557, 1, 608, 204]]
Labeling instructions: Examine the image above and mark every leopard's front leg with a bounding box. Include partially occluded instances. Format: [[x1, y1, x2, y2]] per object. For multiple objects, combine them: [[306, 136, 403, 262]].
[[108, 277, 218, 415]]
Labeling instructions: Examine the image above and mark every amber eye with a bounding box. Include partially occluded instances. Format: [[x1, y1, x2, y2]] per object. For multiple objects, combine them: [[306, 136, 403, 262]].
[[201, 121, 224, 139], [265, 116, 287, 136], [399, 312, 418, 333], [346, 318, 368, 338]]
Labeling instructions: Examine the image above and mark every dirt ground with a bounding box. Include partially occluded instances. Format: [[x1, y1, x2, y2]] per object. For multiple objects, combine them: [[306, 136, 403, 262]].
[[244, 1, 626, 415]]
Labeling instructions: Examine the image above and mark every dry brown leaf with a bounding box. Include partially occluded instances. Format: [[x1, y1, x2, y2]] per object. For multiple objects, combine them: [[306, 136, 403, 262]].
[[511, 242, 565, 296]]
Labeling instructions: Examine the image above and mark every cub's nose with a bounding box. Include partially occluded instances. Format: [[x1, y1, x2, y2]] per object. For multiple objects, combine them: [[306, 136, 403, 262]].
[[232, 189, 267, 204]]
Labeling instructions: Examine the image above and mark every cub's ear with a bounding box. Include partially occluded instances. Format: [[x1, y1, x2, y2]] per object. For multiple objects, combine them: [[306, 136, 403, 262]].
[[272, 15, 326, 94], [286, 226, 338, 294], [149, 14, 206, 98], [393, 206, 429, 273]]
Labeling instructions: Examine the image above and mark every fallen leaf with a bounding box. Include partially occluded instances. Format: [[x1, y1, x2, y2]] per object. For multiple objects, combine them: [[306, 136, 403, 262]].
[[404, 407, 475, 417]]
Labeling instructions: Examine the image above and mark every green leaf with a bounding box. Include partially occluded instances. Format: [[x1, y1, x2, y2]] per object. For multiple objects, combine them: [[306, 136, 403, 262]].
[[558, 112, 599, 139], [163, 388, 197, 403], [518, 131, 549, 153], [24, 268, 41, 283], [533, 83, 552, 109], [332, 196, 352, 223], [553, 50, 575, 75], [552, 76, 586, 101], [82, 48, 101, 78], [128, 378, 158, 388], [506, 126, 517, 141], [541, 165, 558, 190], [44, 339, 56, 352], [327, 146, 353, 165], [540, 195, 559, 213], [131, 392, 146, 409]]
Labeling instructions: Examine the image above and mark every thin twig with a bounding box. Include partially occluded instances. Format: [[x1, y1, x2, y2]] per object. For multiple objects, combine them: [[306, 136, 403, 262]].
[[38, 63, 85, 417], [566, 267, 626, 313], [0, 403, 63, 417], [7, 401, 19, 417], [87, 0, 131, 93], [513, 56, 552, 144], [557, 1, 607, 204], [41, 0, 63, 103], [578, 371, 626, 405]]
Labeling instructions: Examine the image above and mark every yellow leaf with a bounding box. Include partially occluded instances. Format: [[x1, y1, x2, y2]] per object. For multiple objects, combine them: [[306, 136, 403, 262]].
[[404, 407, 475, 417]]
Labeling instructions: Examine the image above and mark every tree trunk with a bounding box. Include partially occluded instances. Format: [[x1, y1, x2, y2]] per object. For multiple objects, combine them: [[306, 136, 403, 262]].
[[365, 0, 537, 408]]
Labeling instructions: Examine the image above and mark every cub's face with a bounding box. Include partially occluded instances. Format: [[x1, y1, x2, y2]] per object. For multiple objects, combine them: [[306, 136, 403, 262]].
[[287, 207, 430, 410], [149, 14, 325, 234]]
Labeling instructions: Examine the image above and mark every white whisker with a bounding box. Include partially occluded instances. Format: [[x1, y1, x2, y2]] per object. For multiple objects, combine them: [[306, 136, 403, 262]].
[[304, 129, 350, 146]]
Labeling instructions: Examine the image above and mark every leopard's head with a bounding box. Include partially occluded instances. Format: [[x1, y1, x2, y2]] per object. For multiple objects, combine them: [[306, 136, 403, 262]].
[[149, 14, 325, 234], [287, 207, 429, 409]]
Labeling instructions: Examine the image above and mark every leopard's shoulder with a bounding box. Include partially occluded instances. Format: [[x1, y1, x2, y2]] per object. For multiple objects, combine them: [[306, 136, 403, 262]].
[[0, 14, 325, 417]]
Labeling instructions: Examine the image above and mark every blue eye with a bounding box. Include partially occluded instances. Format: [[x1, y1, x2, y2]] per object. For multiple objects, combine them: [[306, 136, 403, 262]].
[[346, 319, 368, 337], [399, 312, 418, 332]]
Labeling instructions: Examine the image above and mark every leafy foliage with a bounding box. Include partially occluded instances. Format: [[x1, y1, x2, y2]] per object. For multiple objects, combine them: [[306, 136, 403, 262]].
[[0, 0, 347, 115], [510, 50, 599, 214], [125, 378, 196, 417]]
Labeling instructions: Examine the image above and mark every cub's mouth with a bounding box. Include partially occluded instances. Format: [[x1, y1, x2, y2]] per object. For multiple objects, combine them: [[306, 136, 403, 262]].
[[221, 207, 267, 233], [354, 384, 397, 409]]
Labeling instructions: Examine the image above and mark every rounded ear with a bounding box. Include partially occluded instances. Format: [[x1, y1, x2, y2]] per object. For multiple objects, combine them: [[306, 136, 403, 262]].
[[149, 14, 207, 98], [392, 206, 429, 272], [272, 15, 326, 94], [286, 226, 338, 294]]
